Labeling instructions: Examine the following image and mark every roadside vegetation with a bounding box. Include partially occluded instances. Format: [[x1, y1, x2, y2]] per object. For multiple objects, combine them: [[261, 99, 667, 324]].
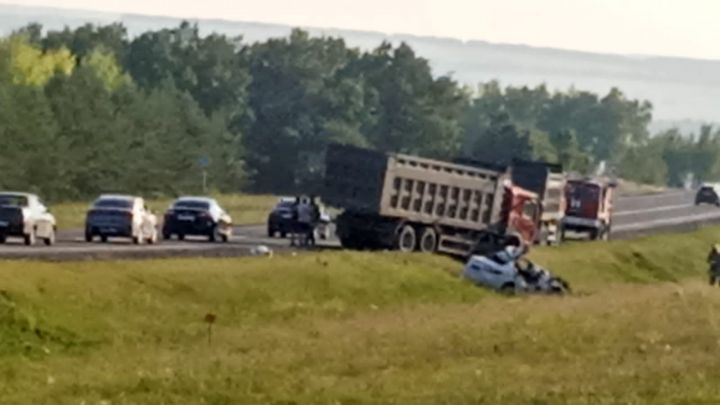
[[51, 193, 277, 229], [2, 227, 720, 403], [2, 23, 715, 203]]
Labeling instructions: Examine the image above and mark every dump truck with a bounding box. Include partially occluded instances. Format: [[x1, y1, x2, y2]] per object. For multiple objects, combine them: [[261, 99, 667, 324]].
[[510, 159, 566, 245], [562, 178, 614, 240], [323, 144, 541, 257]]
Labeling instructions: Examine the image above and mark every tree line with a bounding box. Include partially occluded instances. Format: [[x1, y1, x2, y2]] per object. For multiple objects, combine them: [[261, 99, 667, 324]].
[[0, 22, 716, 201]]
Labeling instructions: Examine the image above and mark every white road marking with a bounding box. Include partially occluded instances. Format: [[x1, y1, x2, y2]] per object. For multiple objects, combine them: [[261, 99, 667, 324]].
[[613, 211, 720, 232], [613, 203, 695, 217]]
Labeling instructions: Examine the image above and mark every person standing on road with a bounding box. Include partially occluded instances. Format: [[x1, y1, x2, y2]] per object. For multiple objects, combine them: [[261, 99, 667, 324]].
[[297, 197, 314, 247], [307, 196, 321, 247], [708, 244, 720, 286], [290, 196, 301, 247]]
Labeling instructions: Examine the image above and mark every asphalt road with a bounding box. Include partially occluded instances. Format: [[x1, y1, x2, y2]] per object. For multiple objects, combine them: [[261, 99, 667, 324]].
[[1, 189, 718, 260], [612, 189, 720, 237]]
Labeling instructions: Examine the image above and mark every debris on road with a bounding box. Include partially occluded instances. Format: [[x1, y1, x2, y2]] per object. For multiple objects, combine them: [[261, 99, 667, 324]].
[[250, 245, 273, 257]]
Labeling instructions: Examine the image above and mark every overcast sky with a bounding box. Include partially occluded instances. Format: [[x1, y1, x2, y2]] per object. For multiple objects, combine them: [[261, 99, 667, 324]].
[[7, 0, 720, 60]]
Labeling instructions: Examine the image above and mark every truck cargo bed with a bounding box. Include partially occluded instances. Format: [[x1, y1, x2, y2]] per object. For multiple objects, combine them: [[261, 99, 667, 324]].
[[324, 144, 507, 232]]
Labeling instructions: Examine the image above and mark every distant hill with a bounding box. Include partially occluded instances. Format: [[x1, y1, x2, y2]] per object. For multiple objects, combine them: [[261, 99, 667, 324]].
[[1, 3, 719, 129]]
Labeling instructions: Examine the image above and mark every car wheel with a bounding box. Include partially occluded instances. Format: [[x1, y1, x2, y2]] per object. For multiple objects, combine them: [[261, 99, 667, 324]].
[[100, 235, 108, 243], [147, 230, 158, 245], [44, 228, 56, 246], [24, 230, 36, 246], [208, 227, 217, 243]]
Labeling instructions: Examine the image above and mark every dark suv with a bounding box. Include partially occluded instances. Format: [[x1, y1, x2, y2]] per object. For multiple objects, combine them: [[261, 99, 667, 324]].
[[267, 198, 296, 238], [696, 184, 720, 206]]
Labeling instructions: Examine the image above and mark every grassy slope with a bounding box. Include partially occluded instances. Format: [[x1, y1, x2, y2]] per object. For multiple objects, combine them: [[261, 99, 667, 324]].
[[51, 194, 278, 230], [2, 228, 720, 403]]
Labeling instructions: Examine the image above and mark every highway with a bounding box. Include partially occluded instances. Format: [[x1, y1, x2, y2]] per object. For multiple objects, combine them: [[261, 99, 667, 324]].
[[612, 190, 720, 237], [1, 189, 719, 260]]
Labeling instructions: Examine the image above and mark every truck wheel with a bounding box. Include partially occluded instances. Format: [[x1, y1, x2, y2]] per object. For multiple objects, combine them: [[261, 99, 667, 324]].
[[178, 234, 185, 241], [24, 230, 36, 246], [395, 225, 417, 253], [0, 235, 6, 244], [85, 230, 93, 243], [418, 227, 438, 253], [100, 235, 108, 243], [600, 225, 611, 241]]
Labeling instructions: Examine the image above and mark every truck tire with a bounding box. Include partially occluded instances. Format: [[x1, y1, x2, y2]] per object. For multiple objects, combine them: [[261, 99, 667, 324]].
[[85, 230, 93, 243], [0, 235, 6, 244], [395, 225, 417, 253], [418, 227, 438, 253]]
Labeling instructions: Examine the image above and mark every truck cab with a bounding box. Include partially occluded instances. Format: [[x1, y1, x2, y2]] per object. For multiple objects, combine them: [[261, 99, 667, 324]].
[[501, 184, 540, 247], [562, 179, 614, 240]]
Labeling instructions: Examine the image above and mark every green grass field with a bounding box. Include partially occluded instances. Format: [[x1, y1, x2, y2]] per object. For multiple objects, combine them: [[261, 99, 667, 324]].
[[50, 194, 278, 230], [2, 228, 720, 403]]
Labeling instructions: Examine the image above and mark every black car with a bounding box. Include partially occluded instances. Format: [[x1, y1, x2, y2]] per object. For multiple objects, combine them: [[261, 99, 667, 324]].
[[162, 197, 233, 242], [696, 184, 720, 206], [267, 198, 296, 238]]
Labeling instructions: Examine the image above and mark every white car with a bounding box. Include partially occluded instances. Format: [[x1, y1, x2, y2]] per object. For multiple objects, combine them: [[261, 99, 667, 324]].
[[0, 192, 56, 245], [463, 253, 528, 293], [463, 253, 571, 294]]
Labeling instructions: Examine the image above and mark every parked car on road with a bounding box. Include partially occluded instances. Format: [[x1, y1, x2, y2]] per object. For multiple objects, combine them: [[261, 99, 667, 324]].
[[267, 197, 296, 238], [162, 197, 232, 242], [0, 192, 56, 246], [695, 183, 720, 206], [85, 195, 158, 244]]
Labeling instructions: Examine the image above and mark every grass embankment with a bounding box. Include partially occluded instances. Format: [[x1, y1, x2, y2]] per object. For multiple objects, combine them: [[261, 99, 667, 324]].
[[51, 194, 277, 230], [2, 228, 720, 403]]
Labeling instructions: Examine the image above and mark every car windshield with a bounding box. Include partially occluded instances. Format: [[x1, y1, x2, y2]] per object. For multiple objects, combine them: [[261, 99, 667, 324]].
[[94, 198, 132, 208], [275, 201, 294, 210], [568, 183, 600, 199], [174, 200, 210, 210], [0, 194, 28, 207]]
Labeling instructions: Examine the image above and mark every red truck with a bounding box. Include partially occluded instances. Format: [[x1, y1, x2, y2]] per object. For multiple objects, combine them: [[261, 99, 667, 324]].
[[562, 179, 614, 240], [323, 144, 541, 257]]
